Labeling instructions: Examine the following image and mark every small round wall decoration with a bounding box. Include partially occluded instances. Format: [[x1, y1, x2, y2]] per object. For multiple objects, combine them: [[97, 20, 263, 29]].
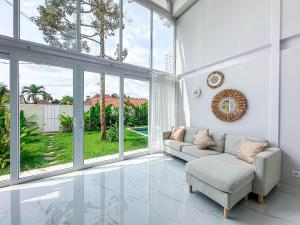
[[211, 89, 248, 122], [207, 71, 224, 89], [193, 88, 201, 98]]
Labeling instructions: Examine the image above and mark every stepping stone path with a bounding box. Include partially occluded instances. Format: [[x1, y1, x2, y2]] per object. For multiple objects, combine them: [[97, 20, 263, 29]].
[[44, 135, 56, 162]]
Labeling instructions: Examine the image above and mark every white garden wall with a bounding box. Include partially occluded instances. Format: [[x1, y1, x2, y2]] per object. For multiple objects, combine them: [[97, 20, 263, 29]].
[[19, 104, 92, 133]]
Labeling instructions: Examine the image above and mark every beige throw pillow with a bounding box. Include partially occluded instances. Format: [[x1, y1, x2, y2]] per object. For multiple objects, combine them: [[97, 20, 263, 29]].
[[194, 129, 216, 150], [170, 127, 186, 142], [237, 138, 268, 164]]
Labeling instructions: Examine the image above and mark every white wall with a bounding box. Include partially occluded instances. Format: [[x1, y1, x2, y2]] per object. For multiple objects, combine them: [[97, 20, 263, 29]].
[[176, 0, 271, 74], [176, 0, 300, 188], [179, 56, 270, 138], [19, 104, 92, 133]]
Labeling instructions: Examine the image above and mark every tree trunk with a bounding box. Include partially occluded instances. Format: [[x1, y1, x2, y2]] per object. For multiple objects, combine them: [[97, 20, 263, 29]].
[[99, 5, 106, 141], [99, 72, 106, 140]]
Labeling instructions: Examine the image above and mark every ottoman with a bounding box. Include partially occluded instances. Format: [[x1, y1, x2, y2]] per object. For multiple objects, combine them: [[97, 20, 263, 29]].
[[186, 153, 255, 218]]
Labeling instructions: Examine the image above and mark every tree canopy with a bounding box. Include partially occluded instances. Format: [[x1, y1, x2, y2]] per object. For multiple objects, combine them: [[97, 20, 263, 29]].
[[32, 0, 128, 60], [22, 84, 46, 104]]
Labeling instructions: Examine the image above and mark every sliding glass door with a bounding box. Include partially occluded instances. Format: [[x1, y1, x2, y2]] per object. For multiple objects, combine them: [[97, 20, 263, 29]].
[[19, 61, 74, 178], [124, 78, 149, 155], [0, 55, 151, 185], [84, 71, 120, 164], [0, 58, 10, 182]]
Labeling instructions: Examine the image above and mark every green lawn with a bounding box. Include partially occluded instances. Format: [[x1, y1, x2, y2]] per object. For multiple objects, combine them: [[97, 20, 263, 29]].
[[0, 129, 148, 175]]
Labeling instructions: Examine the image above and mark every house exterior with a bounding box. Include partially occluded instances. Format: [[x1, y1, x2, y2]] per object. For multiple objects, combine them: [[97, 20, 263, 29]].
[[85, 95, 147, 107]]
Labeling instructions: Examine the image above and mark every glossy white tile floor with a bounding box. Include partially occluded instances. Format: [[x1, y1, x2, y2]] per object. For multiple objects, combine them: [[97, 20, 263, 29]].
[[0, 154, 300, 225]]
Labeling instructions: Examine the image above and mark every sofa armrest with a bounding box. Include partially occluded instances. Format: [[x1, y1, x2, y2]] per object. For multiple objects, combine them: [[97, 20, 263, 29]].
[[163, 131, 172, 140], [253, 147, 281, 196]]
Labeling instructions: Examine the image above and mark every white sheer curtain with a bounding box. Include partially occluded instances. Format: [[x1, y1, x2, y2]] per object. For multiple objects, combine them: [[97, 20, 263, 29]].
[[150, 72, 177, 153]]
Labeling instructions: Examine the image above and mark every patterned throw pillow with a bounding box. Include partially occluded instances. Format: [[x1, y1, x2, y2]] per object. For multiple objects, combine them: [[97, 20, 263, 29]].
[[194, 129, 216, 150], [170, 127, 186, 142], [236, 138, 268, 164]]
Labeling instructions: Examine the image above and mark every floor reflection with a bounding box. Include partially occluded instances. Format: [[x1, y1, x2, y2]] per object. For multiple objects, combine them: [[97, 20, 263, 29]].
[[0, 154, 299, 225]]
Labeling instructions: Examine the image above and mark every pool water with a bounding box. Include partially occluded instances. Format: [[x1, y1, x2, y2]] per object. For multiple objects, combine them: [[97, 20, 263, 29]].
[[132, 127, 148, 136]]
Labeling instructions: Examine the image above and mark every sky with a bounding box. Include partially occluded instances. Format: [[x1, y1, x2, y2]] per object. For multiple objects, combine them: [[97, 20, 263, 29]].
[[0, 0, 172, 100]]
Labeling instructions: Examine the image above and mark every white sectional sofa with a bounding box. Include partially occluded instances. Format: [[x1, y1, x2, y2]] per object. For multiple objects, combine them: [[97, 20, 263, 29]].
[[163, 127, 281, 219]]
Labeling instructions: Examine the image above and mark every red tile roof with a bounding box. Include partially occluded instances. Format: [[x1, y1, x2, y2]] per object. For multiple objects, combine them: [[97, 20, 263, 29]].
[[85, 95, 147, 107]]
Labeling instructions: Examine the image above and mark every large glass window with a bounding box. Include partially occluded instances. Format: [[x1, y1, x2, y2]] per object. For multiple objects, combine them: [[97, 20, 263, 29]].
[[0, 58, 10, 182], [20, 0, 77, 50], [0, 0, 13, 37], [17, 0, 174, 72], [19, 62, 73, 178], [84, 72, 120, 164], [124, 78, 149, 155], [123, 1, 151, 67], [153, 12, 174, 73], [81, 0, 120, 61]]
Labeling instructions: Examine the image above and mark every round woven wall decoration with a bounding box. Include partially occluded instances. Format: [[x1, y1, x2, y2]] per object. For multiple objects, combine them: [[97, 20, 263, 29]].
[[207, 71, 224, 88], [211, 89, 248, 122]]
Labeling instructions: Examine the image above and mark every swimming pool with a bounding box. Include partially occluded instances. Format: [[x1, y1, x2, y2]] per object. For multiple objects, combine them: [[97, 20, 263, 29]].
[[131, 127, 148, 136]]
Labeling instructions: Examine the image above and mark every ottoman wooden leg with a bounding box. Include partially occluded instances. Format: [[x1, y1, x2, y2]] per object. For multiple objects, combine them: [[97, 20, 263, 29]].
[[258, 194, 264, 204], [189, 184, 192, 193], [224, 208, 230, 219]]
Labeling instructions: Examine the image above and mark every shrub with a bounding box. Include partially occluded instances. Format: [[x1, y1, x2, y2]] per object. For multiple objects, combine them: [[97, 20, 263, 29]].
[[124, 102, 148, 127], [106, 124, 119, 142], [84, 101, 148, 131], [0, 107, 10, 169], [105, 104, 119, 127], [59, 115, 73, 132], [84, 102, 100, 131], [20, 110, 39, 146], [0, 109, 38, 170]]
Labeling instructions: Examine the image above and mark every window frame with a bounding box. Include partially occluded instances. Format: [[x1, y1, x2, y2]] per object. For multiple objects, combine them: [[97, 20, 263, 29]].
[[0, 0, 173, 187]]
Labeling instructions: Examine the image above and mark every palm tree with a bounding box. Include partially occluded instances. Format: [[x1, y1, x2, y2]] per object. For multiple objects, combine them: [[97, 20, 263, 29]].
[[42, 92, 53, 103], [60, 95, 73, 105], [22, 84, 45, 104]]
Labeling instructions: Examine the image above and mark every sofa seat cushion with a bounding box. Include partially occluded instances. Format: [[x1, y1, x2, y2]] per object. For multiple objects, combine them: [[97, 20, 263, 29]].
[[186, 153, 254, 194], [164, 139, 192, 151], [182, 145, 220, 158]]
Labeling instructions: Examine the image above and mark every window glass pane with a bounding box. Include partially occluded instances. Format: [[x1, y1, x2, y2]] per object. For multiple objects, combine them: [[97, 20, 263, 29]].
[[0, 59, 10, 182], [81, 0, 120, 61], [124, 78, 149, 156], [19, 62, 73, 178], [20, 0, 77, 50], [0, 0, 13, 36], [153, 13, 174, 73], [123, 1, 150, 68], [84, 72, 120, 164]]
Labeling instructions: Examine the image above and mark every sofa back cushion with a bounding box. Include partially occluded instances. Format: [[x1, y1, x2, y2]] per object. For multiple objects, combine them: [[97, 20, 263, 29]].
[[225, 134, 268, 155], [170, 127, 186, 142], [184, 127, 198, 143], [194, 129, 216, 149], [236, 138, 268, 164], [208, 131, 226, 152]]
